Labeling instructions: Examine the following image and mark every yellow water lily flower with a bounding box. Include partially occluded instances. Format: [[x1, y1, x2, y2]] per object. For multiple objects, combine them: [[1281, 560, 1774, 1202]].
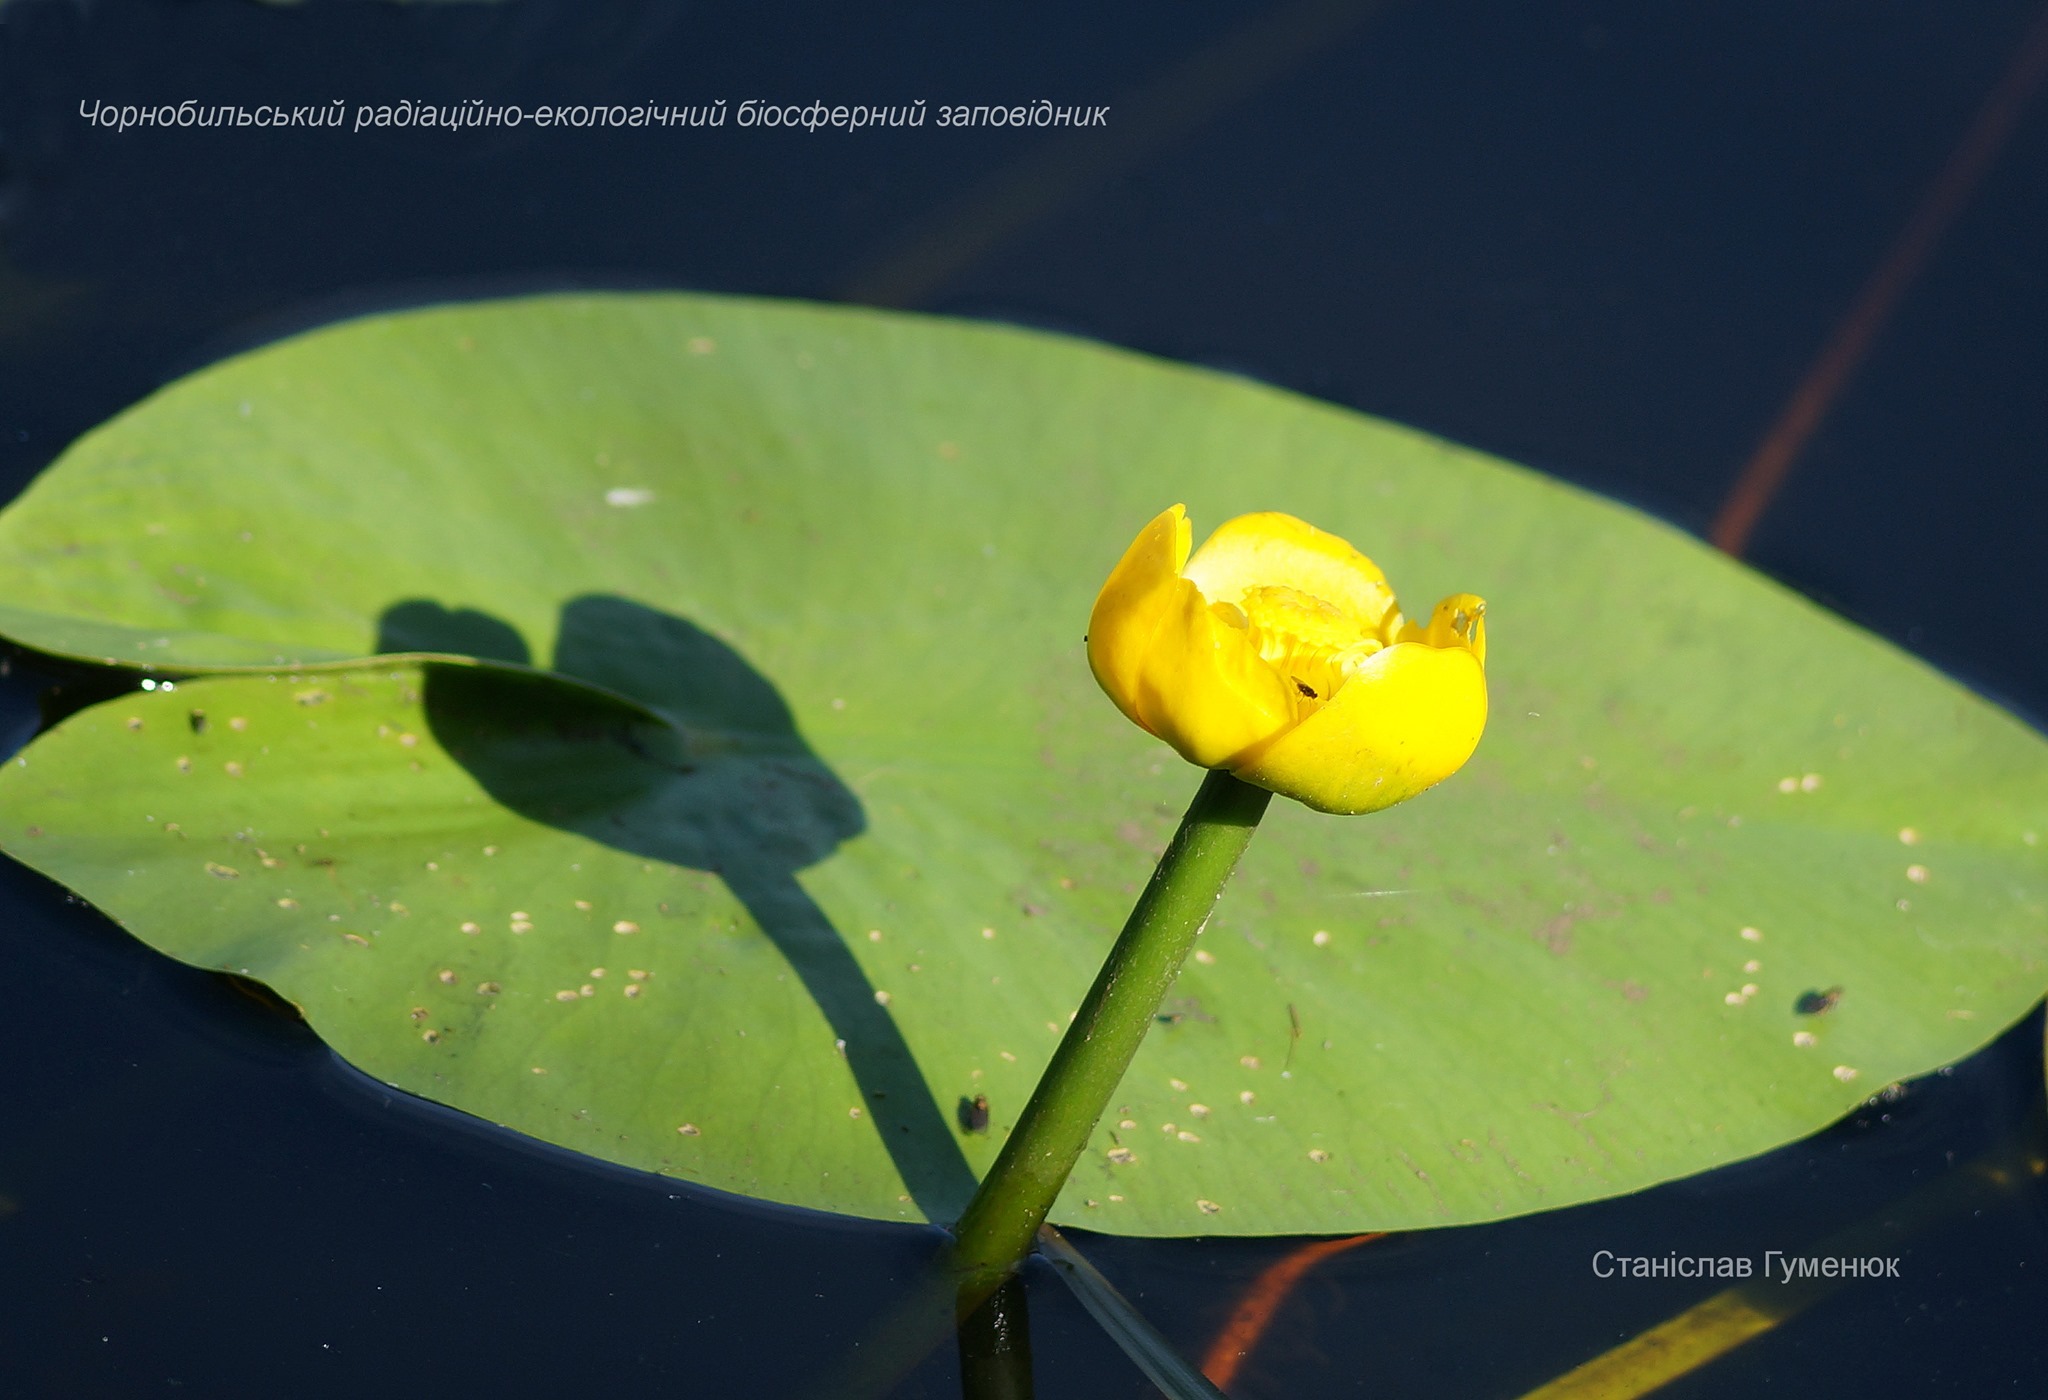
[[1087, 505, 1487, 815]]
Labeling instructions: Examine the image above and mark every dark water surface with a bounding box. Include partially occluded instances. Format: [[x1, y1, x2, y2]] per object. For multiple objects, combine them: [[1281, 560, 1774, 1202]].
[[2, 2, 2045, 1394]]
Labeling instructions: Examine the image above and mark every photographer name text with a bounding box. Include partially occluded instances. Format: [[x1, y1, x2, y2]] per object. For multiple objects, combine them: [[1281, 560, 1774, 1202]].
[[1592, 1250, 1901, 1282]]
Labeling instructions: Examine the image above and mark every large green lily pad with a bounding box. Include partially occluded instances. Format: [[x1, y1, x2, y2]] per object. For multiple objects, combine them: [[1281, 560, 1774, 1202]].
[[0, 293, 2043, 1237]]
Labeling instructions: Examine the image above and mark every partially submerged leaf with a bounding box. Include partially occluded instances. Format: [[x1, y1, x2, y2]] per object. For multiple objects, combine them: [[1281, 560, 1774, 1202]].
[[0, 292, 2043, 1235]]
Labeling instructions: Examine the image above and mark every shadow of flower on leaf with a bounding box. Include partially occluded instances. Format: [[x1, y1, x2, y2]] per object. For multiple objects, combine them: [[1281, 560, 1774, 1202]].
[[381, 593, 979, 1221]]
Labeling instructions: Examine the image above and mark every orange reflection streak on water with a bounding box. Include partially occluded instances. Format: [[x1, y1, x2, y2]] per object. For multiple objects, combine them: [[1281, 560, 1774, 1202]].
[[1710, 2, 2048, 556], [1199, 1232, 1384, 1391]]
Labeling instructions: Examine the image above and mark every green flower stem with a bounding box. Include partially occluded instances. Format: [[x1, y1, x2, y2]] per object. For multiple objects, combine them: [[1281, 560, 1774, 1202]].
[[948, 768, 1273, 1308]]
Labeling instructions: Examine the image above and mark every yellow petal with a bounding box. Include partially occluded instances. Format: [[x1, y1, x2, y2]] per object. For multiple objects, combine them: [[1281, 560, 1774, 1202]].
[[1087, 505, 1192, 735], [1087, 506, 1296, 767], [1125, 578, 1298, 768], [1400, 592, 1487, 667], [1226, 641, 1487, 814], [1183, 512, 1400, 640]]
